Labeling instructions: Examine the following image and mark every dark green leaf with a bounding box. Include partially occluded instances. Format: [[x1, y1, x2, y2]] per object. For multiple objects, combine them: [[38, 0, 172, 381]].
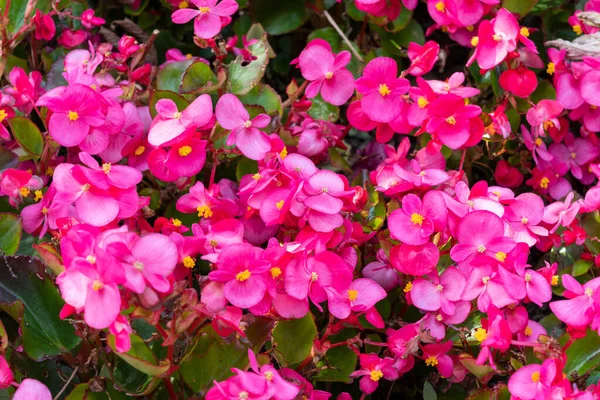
[[236, 158, 259, 181], [249, 0, 309, 35], [0, 213, 21, 255], [0, 256, 80, 360], [308, 95, 340, 122], [272, 313, 317, 365], [423, 381, 438, 400], [501, 0, 538, 16], [156, 60, 194, 92], [8, 118, 44, 158], [108, 334, 170, 376], [564, 330, 600, 375], [180, 61, 219, 94], [227, 35, 270, 95], [239, 84, 282, 116]]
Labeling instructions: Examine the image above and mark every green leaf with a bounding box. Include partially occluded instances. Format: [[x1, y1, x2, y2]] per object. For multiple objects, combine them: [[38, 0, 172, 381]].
[[314, 330, 358, 382], [156, 60, 194, 92], [0, 256, 80, 360], [236, 158, 259, 182], [423, 381, 438, 400], [392, 19, 425, 47], [389, 7, 413, 32], [0, 0, 51, 35], [272, 313, 317, 365], [180, 61, 219, 94], [149, 90, 189, 118], [0, 214, 21, 255], [501, 0, 538, 16], [308, 95, 340, 122], [239, 84, 282, 116], [572, 260, 591, 277], [249, 0, 309, 35], [564, 330, 600, 375], [328, 148, 352, 174], [108, 334, 170, 376], [66, 383, 110, 400], [227, 35, 270, 95], [308, 28, 342, 50], [8, 118, 44, 158], [530, 80, 556, 103]]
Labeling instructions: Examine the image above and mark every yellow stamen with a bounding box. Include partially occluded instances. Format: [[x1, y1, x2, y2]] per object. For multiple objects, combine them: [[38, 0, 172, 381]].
[[403, 281, 413, 292], [178, 145, 192, 157], [82, 183, 91, 191], [520, 27, 530, 37], [471, 36, 479, 47], [573, 24, 582, 35], [531, 371, 541, 383], [252, 173, 261, 180], [178, 0, 188, 8], [525, 326, 533, 336], [482, 276, 490, 285], [0, 109, 7, 122], [280, 147, 288, 159], [276, 200, 285, 210], [183, 256, 195, 269], [90, 84, 97, 91], [370, 370, 384, 381], [410, 213, 424, 226], [378, 84, 392, 97], [92, 280, 103, 291], [41, 206, 49, 215], [525, 273, 532, 282], [311, 271, 319, 282], [86, 255, 96, 264], [521, 217, 528, 225], [264, 371, 273, 381], [540, 177, 550, 189], [417, 97, 429, 108], [34, 190, 43, 202], [68, 110, 79, 121], [535, 137, 543, 146], [492, 33, 502, 41], [46, 167, 54, 176], [199, 6, 210, 12], [435, 1, 445, 11], [102, 163, 111, 174], [543, 120, 554, 130], [19, 187, 30, 197], [186, 53, 193, 59], [477, 245, 486, 253], [551, 275, 559, 286], [474, 328, 487, 342], [495, 252, 506, 262], [347, 289, 358, 301], [270, 267, 282, 279], [197, 204, 213, 218], [446, 116, 457, 125], [134, 145, 145, 156], [585, 287, 593, 297], [172, 218, 182, 227], [425, 356, 438, 367], [236, 269, 251, 282], [466, 25, 474, 32], [173, 111, 182, 119], [244, 120, 252, 128], [133, 261, 144, 271], [547, 62, 555, 75], [325, 71, 334, 79]]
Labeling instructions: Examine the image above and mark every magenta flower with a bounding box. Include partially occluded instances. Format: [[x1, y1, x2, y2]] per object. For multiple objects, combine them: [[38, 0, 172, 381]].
[[301, 170, 353, 232], [411, 267, 465, 314], [469, 9, 519, 69], [426, 93, 482, 149], [13, 379, 52, 400], [208, 243, 271, 308], [421, 341, 453, 378], [21, 186, 70, 238], [298, 39, 355, 106], [6, 67, 44, 113], [508, 359, 558, 400], [349, 354, 398, 394], [148, 94, 213, 146], [542, 192, 581, 233], [171, 0, 238, 39], [32, 10, 56, 41], [216, 94, 271, 160], [362, 249, 400, 292], [326, 278, 386, 325], [80, 9, 106, 29], [526, 99, 563, 137], [461, 263, 519, 311], [37, 83, 105, 147], [406, 41, 440, 76], [355, 57, 409, 123], [504, 193, 548, 246], [549, 275, 600, 328], [0, 355, 12, 389], [388, 191, 447, 246]]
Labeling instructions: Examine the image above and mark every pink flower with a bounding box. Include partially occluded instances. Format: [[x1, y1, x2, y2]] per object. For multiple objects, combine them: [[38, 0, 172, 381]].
[[32, 10, 55, 41], [148, 94, 213, 146], [388, 191, 447, 246], [426, 93, 482, 149], [21, 186, 70, 237], [411, 267, 465, 314], [298, 39, 355, 106], [469, 9, 519, 69], [6, 67, 44, 113], [526, 100, 563, 137], [208, 243, 270, 308], [216, 94, 271, 160], [362, 249, 400, 292], [301, 170, 353, 232], [406, 41, 440, 76], [0, 355, 12, 389], [421, 341, 453, 378], [355, 57, 409, 123], [110, 315, 133, 352], [37, 83, 105, 147], [349, 354, 398, 394], [57, 29, 87, 48], [81, 9, 106, 29], [504, 193, 548, 246], [542, 192, 580, 233], [171, 0, 238, 39], [549, 275, 600, 327], [508, 359, 558, 400], [326, 278, 386, 325], [13, 379, 52, 400], [499, 65, 538, 98]]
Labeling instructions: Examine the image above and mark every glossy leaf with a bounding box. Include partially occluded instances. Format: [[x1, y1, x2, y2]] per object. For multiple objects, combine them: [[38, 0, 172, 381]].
[[149, 90, 189, 118], [8, 117, 44, 158], [239, 84, 282, 116], [180, 61, 219, 94], [108, 334, 170, 376], [250, 0, 309, 35], [156, 60, 194, 92], [272, 313, 317, 365], [501, 0, 538, 16], [564, 330, 600, 375], [227, 35, 270, 95], [0, 213, 21, 255]]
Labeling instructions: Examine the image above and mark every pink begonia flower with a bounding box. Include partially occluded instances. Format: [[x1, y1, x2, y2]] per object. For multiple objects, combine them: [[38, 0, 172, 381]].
[[542, 192, 581, 233], [6, 67, 45, 113], [428, 72, 481, 98], [325, 278, 386, 325], [461, 263, 519, 311], [444, 181, 504, 220], [37, 83, 105, 147], [362, 249, 400, 292], [549, 275, 600, 327], [516, 266, 552, 307], [32, 10, 56, 41], [499, 65, 538, 98], [148, 94, 212, 146], [21, 186, 70, 238], [421, 341, 453, 378], [0, 355, 13, 389], [581, 62, 600, 108], [301, 170, 353, 232], [517, 320, 546, 342], [550, 135, 599, 180], [504, 193, 548, 246], [171, 0, 238, 39], [426, 93, 482, 149], [419, 301, 471, 340], [216, 94, 271, 160], [475, 306, 512, 367], [349, 354, 398, 394], [298, 39, 355, 106], [355, 57, 410, 123], [110, 315, 133, 352], [148, 137, 208, 180], [13, 379, 52, 400], [388, 191, 447, 246], [450, 210, 516, 264], [390, 241, 440, 276], [469, 8, 519, 69], [570, 101, 600, 132], [57, 29, 87, 48], [393, 159, 450, 187], [208, 243, 271, 309], [494, 159, 524, 188], [80, 9, 106, 29], [526, 99, 564, 137], [406, 41, 440, 76], [411, 267, 465, 314], [508, 358, 558, 400]]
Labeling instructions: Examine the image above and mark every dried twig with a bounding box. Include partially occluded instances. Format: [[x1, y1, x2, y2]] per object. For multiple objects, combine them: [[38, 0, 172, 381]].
[[322, 10, 364, 62]]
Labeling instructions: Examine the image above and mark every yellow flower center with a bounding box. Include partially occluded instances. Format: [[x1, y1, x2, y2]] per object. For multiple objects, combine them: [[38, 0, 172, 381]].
[[236, 269, 251, 282], [86, 255, 96, 264], [573, 24, 582, 35], [280, 147, 288, 159], [311, 271, 319, 282], [535, 137, 543, 146], [410, 213, 424, 226], [210, 239, 218, 247], [276, 200, 285, 210], [551, 275, 559, 286], [495, 252, 506, 262], [133, 261, 144, 271], [531, 371, 541, 383], [520, 27, 530, 37], [477, 245, 486, 253], [244, 120, 252, 128], [525, 273, 532, 282], [525, 326, 533, 336], [543, 120, 554, 131], [492, 33, 502, 41], [435, 1, 445, 11], [264, 371, 273, 381], [0, 109, 7, 122], [521, 217, 528, 225], [252, 173, 261, 180], [178, 145, 192, 157], [41, 206, 49, 214], [19, 187, 30, 197], [378, 84, 392, 97], [92, 280, 103, 291], [172, 218, 182, 227], [34, 190, 43, 201], [102, 163, 111, 174], [197, 204, 213, 218], [436, 314, 443, 321], [183, 256, 195, 268], [446, 116, 457, 125], [417, 97, 429, 108], [471, 36, 479, 47], [186, 53, 193, 59], [474, 328, 487, 342], [425, 356, 439, 367], [270, 267, 282, 279], [540, 177, 550, 189], [134, 145, 145, 156], [482, 276, 490, 285], [199, 6, 210, 12], [547, 62, 556, 75], [325, 71, 334, 79], [403, 281, 413, 292], [178, 0, 188, 8], [585, 287, 594, 297], [173, 111, 182, 119], [370, 369, 384, 381], [90, 84, 97, 91], [82, 183, 91, 191], [46, 167, 54, 176], [347, 289, 358, 301], [68, 110, 79, 121]]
